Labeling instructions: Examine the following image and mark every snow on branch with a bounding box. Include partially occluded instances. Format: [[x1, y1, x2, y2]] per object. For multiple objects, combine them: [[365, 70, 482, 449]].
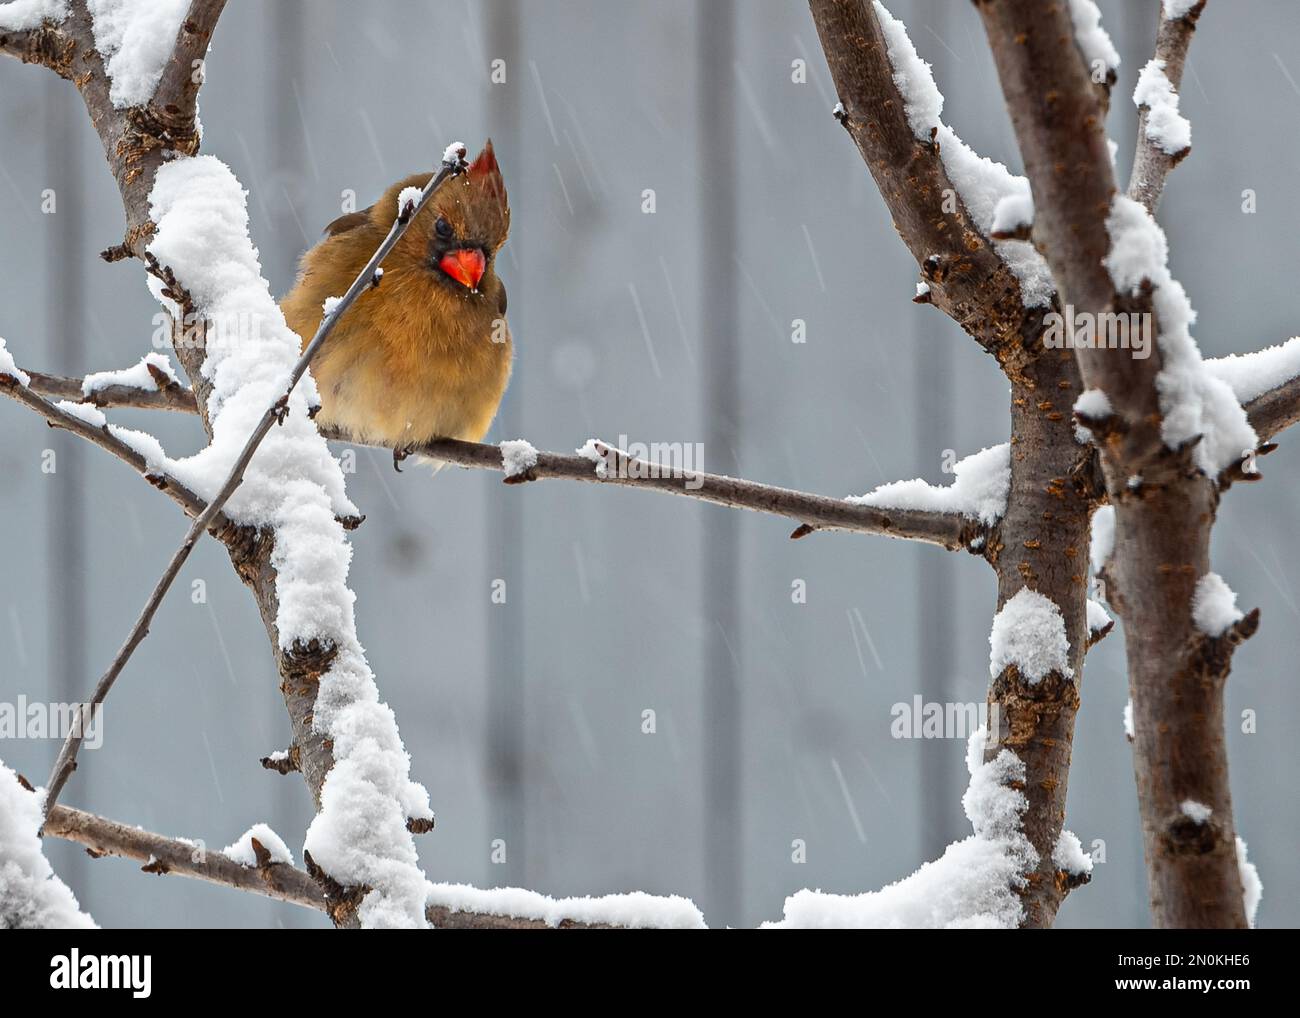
[[847, 443, 1010, 530], [0, 335, 30, 384], [1190, 572, 1243, 638], [8, 364, 982, 549], [871, 1, 1053, 308], [424, 884, 705, 930], [989, 588, 1074, 683], [1066, 0, 1120, 85], [809, 0, 1050, 353], [765, 728, 1036, 928], [41, 799, 698, 929], [137, 153, 439, 928], [1236, 836, 1262, 928], [0, 0, 68, 32], [0, 355, 233, 527], [1133, 59, 1190, 159], [1207, 337, 1300, 441], [84, 0, 195, 109], [1128, 0, 1206, 212], [1, 764, 96, 929], [82, 351, 182, 397], [22, 363, 195, 410], [1104, 195, 1257, 477]]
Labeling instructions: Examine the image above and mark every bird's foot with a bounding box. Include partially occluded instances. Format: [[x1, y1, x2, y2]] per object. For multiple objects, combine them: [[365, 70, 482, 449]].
[[392, 444, 416, 472]]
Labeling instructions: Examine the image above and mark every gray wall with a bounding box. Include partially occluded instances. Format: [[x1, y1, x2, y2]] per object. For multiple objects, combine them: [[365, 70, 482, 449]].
[[0, 0, 1295, 929]]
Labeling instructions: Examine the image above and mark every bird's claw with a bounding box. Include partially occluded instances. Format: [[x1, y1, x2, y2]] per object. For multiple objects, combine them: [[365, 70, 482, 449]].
[[393, 444, 416, 472]]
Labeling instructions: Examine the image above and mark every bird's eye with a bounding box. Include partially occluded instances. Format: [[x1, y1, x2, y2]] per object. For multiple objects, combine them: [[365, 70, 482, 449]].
[[435, 217, 453, 240]]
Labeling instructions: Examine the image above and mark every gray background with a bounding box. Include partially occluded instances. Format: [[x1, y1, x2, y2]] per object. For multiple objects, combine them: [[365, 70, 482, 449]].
[[1, 0, 1295, 929]]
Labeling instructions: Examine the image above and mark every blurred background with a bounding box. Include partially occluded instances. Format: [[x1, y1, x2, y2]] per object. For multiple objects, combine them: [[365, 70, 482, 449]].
[[1, 0, 1296, 929]]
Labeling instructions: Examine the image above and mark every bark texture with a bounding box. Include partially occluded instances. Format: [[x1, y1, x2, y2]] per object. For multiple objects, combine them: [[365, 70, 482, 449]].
[[809, 0, 1098, 927], [977, 0, 1249, 928]]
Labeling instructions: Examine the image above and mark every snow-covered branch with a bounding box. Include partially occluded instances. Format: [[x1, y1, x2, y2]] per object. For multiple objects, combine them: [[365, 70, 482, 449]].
[[13, 367, 981, 550], [978, 0, 1253, 928], [808, 0, 1054, 364], [38, 794, 698, 929], [0, 1, 227, 260], [0, 349, 228, 528], [1128, 0, 1206, 213]]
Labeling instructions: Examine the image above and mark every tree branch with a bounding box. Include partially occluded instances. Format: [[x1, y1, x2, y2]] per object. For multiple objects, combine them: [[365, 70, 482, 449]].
[[39, 151, 469, 823], [1128, 1, 1206, 213], [807, 0, 1051, 368], [0, 370, 231, 529], [16, 368, 979, 549], [422, 436, 981, 548], [42, 801, 627, 929], [152, 0, 229, 127], [977, 0, 1250, 928], [1242, 373, 1300, 443], [44, 803, 324, 912], [24, 367, 197, 411]]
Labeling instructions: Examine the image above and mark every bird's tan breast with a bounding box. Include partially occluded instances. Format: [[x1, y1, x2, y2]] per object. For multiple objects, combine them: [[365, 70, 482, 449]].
[[303, 271, 512, 447]]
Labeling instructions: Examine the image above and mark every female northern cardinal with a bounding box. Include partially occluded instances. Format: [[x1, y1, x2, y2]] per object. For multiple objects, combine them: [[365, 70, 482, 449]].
[[283, 142, 511, 467]]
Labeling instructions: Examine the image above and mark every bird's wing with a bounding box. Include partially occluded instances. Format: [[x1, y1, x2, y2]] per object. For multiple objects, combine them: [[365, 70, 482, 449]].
[[323, 206, 374, 237]]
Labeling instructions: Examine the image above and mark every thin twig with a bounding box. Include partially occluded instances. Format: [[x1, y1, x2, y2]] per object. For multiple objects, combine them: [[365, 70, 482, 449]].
[[1128, 0, 1206, 213], [39, 147, 471, 822]]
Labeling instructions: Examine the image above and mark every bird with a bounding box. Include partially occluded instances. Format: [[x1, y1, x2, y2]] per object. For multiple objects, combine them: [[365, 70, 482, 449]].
[[282, 141, 511, 469]]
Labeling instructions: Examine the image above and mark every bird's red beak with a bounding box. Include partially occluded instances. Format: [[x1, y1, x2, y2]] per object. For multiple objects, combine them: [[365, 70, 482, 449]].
[[439, 248, 486, 290]]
